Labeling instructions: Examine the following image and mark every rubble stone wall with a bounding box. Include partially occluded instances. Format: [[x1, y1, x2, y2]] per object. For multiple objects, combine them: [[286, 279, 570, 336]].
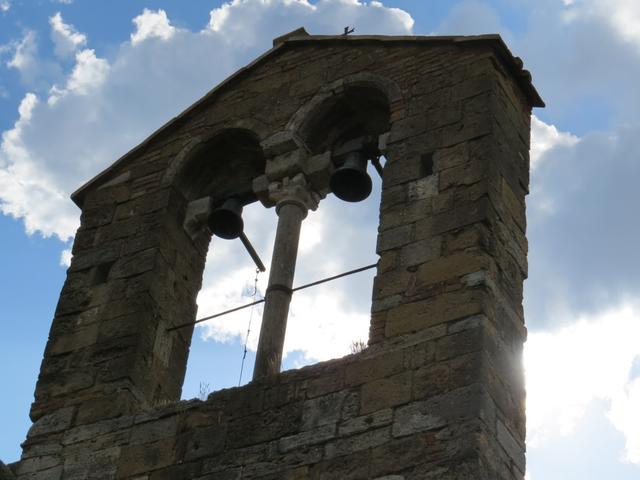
[[11, 38, 536, 479]]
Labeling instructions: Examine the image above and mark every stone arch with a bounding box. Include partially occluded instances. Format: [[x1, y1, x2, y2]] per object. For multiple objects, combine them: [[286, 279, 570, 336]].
[[287, 72, 401, 154], [167, 128, 267, 205], [279, 73, 400, 352]]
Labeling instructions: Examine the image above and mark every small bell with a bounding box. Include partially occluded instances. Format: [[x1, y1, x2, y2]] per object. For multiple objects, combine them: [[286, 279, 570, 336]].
[[330, 150, 372, 202], [208, 198, 244, 239]]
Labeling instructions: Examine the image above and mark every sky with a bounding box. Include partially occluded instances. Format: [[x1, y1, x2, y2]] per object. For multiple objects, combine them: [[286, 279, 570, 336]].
[[0, 0, 639, 478]]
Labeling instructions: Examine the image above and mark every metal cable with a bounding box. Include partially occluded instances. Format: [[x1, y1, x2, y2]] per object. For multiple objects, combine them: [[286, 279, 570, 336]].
[[165, 262, 377, 332], [238, 268, 261, 385]]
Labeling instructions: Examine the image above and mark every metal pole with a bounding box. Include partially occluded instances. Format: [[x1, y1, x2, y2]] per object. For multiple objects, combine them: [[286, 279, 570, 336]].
[[239, 232, 266, 272], [252, 200, 306, 380]]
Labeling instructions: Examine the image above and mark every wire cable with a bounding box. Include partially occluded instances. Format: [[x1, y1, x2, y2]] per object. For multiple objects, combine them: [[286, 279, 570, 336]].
[[238, 268, 261, 385]]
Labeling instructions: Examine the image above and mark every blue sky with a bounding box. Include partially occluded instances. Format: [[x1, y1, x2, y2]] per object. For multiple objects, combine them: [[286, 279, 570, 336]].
[[1, 1, 640, 479]]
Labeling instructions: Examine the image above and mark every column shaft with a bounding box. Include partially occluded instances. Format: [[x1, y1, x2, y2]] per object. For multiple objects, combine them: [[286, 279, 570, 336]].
[[253, 201, 306, 380]]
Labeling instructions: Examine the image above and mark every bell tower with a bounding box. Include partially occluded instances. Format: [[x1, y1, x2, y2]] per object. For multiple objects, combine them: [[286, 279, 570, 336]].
[[14, 29, 542, 480]]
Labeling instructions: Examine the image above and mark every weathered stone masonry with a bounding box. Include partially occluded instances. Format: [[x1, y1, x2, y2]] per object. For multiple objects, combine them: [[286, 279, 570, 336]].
[[8, 30, 543, 479]]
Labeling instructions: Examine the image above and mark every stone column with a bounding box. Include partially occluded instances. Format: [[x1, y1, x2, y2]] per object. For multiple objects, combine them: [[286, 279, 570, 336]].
[[253, 175, 319, 380]]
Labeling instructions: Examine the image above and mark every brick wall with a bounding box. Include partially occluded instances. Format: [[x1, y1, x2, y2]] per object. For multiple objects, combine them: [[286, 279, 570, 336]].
[[11, 35, 540, 479]]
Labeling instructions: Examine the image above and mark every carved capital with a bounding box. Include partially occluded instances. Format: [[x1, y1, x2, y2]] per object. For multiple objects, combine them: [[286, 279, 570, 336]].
[[268, 174, 323, 216], [183, 196, 212, 239], [253, 149, 331, 209]]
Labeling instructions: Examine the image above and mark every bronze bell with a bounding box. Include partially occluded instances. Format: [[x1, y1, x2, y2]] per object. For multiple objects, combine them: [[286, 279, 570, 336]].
[[208, 198, 244, 239], [330, 150, 372, 202]]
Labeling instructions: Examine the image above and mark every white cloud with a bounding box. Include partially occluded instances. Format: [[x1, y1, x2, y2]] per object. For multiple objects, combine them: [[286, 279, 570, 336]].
[[1, 1, 10, 13], [0, 0, 412, 242], [5, 31, 64, 88], [530, 115, 579, 169], [435, 0, 507, 38], [208, 0, 413, 46], [49, 12, 87, 58], [609, 376, 640, 463], [0, 93, 78, 238], [7, 31, 38, 77], [131, 9, 176, 45], [564, 0, 640, 47], [48, 48, 109, 104], [525, 303, 640, 463], [59, 248, 72, 267]]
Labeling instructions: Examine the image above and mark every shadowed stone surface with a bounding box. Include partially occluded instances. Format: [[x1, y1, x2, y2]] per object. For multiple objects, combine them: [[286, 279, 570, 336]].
[[14, 30, 541, 480]]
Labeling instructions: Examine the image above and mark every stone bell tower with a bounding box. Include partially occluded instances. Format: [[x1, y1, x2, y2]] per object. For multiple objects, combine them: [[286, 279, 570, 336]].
[[10, 29, 542, 480]]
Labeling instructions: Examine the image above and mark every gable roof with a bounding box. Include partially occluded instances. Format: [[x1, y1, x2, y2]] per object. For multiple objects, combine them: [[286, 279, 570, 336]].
[[71, 29, 544, 207]]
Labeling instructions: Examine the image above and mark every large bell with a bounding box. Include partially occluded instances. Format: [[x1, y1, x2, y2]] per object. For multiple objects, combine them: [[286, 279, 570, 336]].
[[330, 150, 372, 202], [208, 198, 244, 239]]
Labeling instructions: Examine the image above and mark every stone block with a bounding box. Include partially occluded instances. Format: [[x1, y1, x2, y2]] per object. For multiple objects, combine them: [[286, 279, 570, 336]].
[[14, 455, 60, 475], [369, 433, 447, 478], [279, 424, 336, 453], [338, 409, 393, 437], [226, 402, 303, 449], [392, 385, 490, 438], [496, 420, 525, 473], [62, 417, 134, 446], [302, 391, 346, 430], [438, 158, 486, 191], [20, 441, 63, 459], [28, 407, 75, 437], [344, 350, 404, 386], [360, 371, 412, 414], [16, 466, 62, 480], [48, 322, 100, 356], [381, 155, 424, 188], [387, 115, 426, 144], [376, 224, 412, 253], [0, 462, 14, 480], [324, 427, 391, 460], [433, 142, 469, 172], [384, 290, 485, 338], [398, 237, 442, 267], [307, 449, 370, 480], [79, 206, 115, 230], [379, 199, 433, 231], [414, 196, 493, 239], [306, 373, 344, 399], [409, 252, 493, 294], [407, 175, 438, 201], [372, 270, 411, 299], [379, 184, 407, 212], [175, 424, 227, 462], [130, 416, 178, 444], [110, 248, 157, 279], [435, 327, 484, 361], [62, 446, 120, 480], [68, 242, 122, 273], [116, 438, 175, 477], [75, 390, 139, 425], [265, 149, 307, 182]]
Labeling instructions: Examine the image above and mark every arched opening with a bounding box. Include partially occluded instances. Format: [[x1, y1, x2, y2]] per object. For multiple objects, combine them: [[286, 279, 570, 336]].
[[179, 83, 394, 398], [173, 129, 274, 399], [283, 83, 391, 369], [299, 84, 391, 155], [175, 128, 266, 203]]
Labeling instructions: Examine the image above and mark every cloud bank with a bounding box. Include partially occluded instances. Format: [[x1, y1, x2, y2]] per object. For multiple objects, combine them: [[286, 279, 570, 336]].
[[0, 0, 413, 241]]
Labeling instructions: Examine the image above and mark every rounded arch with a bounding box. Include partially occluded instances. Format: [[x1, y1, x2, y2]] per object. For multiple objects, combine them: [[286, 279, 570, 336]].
[[287, 72, 401, 154], [168, 128, 266, 204]]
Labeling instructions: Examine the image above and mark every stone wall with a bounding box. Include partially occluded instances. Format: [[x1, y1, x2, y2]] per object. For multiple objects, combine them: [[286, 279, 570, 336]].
[[12, 34, 541, 479]]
